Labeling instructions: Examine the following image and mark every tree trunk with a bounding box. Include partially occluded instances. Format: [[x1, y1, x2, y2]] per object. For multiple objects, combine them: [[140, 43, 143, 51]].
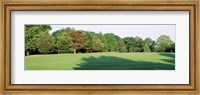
[[57, 43, 59, 54], [26, 51, 29, 56], [73, 49, 76, 54]]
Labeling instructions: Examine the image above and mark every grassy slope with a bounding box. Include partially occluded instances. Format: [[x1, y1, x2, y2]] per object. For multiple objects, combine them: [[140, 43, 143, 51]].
[[25, 52, 175, 70]]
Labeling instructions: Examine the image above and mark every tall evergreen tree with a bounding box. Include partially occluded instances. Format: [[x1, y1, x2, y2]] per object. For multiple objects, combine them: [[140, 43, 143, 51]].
[[150, 41, 156, 52]]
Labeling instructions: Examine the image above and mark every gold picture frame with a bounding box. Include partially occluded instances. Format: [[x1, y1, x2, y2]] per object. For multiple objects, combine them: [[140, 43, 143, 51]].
[[0, 0, 199, 94]]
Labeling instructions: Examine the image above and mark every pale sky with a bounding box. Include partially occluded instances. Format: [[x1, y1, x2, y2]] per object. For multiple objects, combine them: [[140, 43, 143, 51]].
[[49, 25, 176, 42]]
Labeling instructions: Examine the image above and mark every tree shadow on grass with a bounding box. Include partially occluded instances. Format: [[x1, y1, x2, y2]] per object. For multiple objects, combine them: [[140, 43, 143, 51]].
[[73, 56, 175, 70], [159, 53, 175, 64], [160, 59, 175, 64], [159, 53, 175, 58]]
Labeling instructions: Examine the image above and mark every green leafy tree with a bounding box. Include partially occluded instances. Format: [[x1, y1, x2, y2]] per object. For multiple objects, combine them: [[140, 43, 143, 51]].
[[155, 35, 173, 52], [123, 37, 136, 52], [135, 37, 144, 52], [144, 38, 153, 52], [171, 43, 175, 52], [104, 33, 118, 52], [37, 32, 55, 54], [92, 35, 104, 52], [114, 35, 126, 52], [52, 27, 73, 37], [84, 32, 94, 52], [52, 28, 73, 53], [165, 42, 175, 52], [117, 39, 127, 52], [144, 38, 153, 46], [143, 44, 151, 52], [98, 32, 108, 52], [56, 34, 72, 53], [144, 37, 153, 46], [25, 25, 52, 55]]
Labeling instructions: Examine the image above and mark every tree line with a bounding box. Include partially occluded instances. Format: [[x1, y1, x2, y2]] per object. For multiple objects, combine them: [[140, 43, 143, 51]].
[[25, 25, 175, 55]]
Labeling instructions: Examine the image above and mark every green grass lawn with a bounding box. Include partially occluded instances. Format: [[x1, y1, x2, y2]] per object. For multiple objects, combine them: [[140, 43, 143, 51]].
[[25, 52, 175, 70]]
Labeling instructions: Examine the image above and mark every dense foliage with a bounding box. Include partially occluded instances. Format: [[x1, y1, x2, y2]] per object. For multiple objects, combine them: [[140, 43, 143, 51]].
[[25, 25, 175, 55], [25, 25, 52, 55]]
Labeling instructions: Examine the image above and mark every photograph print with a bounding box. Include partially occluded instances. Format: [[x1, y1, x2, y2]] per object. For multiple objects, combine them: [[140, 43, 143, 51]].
[[25, 24, 175, 70]]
